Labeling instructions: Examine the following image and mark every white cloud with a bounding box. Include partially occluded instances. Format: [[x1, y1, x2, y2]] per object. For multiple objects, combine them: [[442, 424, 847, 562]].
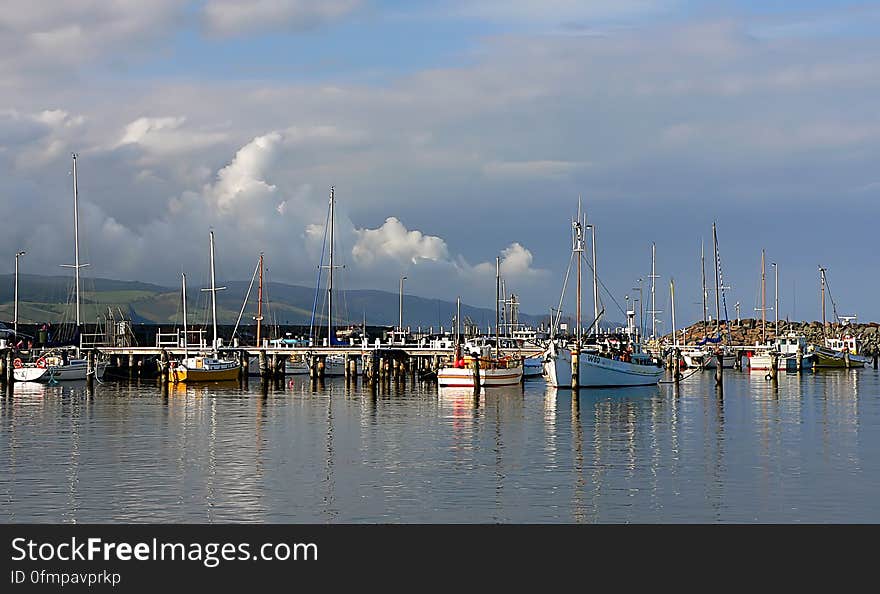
[[209, 132, 282, 215], [352, 217, 449, 266], [118, 116, 228, 154], [203, 0, 361, 36]]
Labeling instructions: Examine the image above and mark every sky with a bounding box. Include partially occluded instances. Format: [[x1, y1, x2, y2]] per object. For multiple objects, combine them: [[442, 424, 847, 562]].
[[2, 0, 879, 328]]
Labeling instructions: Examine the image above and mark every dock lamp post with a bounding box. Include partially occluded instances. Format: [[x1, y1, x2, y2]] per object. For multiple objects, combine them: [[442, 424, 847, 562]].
[[14, 250, 25, 338], [399, 275, 407, 339]]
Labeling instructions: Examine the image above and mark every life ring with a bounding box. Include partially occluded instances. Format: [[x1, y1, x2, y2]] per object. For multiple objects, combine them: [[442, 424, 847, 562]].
[[13, 358, 22, 369], [36, 357, 47, 369]]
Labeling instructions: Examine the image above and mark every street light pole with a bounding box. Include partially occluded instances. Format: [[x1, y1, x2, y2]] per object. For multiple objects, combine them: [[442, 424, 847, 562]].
[[399, 275, 407, 338], [14, 251, 25, 338], [772, 262, 778, 331]]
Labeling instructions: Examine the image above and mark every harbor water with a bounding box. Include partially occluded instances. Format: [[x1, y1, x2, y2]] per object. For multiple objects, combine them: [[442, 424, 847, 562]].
[[2, 369, 879, 523]]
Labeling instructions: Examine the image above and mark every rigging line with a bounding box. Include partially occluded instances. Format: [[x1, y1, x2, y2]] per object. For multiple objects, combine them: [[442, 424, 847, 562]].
[[231, 257, 260, 340], [824, 272, 841, 322], [580, 252, 626, 318], [309, 206, 332, 342], [552, 249, 576, 336], [263, 267, 275, 338]]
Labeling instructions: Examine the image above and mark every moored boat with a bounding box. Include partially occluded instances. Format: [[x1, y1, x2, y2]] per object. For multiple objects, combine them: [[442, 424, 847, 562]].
[[810, 335, 867, 368]]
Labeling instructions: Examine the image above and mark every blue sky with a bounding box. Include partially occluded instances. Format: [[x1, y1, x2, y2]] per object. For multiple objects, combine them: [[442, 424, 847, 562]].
[[1, 0, 879, 327]]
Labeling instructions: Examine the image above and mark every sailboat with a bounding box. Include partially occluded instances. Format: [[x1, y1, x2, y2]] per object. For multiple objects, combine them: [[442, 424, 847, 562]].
[[168, 233, 240, 382], [437, 258, 524, 388], [747, 252, 814, 372], [14, 154, 108, 383], [309, 187, 361, 377], [543, 201, 663, 388], [681, 224, 737, 369], [243, 253, 310, 376]]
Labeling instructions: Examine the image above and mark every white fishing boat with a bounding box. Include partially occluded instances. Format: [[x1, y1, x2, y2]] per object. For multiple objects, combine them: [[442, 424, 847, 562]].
[[437, 263, 523, 388], [748, 334, 814, 371], [437, 343, 523, 387], [544, 310, 663, 388], [543, 200, 662, 388]]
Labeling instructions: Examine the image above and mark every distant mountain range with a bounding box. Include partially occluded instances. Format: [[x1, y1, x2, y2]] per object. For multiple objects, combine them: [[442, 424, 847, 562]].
[[0, 274, 556, 330]]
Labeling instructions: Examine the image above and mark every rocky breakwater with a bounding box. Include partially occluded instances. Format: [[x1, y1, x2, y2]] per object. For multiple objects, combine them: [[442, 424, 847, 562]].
[[669, 319, 880, 357]]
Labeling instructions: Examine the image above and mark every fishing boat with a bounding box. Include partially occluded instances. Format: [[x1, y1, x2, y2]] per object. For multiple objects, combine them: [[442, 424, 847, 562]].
[[748, 333, 814, 371], [168, 233, 240, 383], [809, 268, 866, 368], [810, 335, 867, 368], [437, 342, 524, 388], [437, 266, 523, 388], [543, 201, 662, 388]]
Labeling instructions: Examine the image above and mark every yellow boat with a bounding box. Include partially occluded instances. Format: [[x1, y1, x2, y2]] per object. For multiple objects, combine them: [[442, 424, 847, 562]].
[[169, 356, 240, 382]]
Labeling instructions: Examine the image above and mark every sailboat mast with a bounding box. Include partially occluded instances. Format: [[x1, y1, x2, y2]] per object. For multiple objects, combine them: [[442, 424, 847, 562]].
[[650, 242, 656, 340], [670, 279, 677, 347], [495, 256, 500, 359], [182, 273, 188, 358], [712, 223, 721, 337], [761, 249, 766, 344], [574, 198, 583, 348], [328, 186, 335, 345], [819, 266, 826, 333], [210, 231, 219, 350], [701, 239, 707, 328], [72, 153, 82, 327], [590, 220, 599, 333], [456, 296, 461, 344], [256, 253, 263, 346]]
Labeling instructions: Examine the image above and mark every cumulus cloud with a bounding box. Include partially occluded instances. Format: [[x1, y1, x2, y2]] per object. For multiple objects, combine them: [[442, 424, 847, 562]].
[[352, 217, 449, 266], [209, 132, 282, 215], [203, 0, 362, 36]]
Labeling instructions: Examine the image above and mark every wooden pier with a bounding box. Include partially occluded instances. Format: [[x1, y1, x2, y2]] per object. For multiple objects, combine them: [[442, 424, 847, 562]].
[[0, 343, 544, 387]]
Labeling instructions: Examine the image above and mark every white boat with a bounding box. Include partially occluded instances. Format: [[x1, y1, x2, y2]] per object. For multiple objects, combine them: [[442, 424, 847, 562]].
[[748, 334, 814, 371], [544, 339, 663, 388], [13, 355, 107, 383], [681, 347, 717, 369], [437, 262, 523, 389], [543, 201, 663, 388], [437, 344, 523, 388]]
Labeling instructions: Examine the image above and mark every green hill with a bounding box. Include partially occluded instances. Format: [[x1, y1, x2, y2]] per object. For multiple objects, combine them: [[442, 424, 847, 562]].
[[0, 274, 548, 330]]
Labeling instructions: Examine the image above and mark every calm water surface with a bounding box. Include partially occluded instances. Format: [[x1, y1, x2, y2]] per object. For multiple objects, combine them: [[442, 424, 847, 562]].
[[2, 369, 879, 523]]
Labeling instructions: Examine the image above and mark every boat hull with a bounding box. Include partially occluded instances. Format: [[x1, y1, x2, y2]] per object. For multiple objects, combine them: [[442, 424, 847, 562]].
[[523, 356, 544, 377], [811, 348, 866, 369], [170, 366, 240, 382], [437, 366, 523, 387], [14, 360, 107, 383], [13, 366, 49, 382], [748, 353, 814, 371], [545, 348, 664, 388]]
